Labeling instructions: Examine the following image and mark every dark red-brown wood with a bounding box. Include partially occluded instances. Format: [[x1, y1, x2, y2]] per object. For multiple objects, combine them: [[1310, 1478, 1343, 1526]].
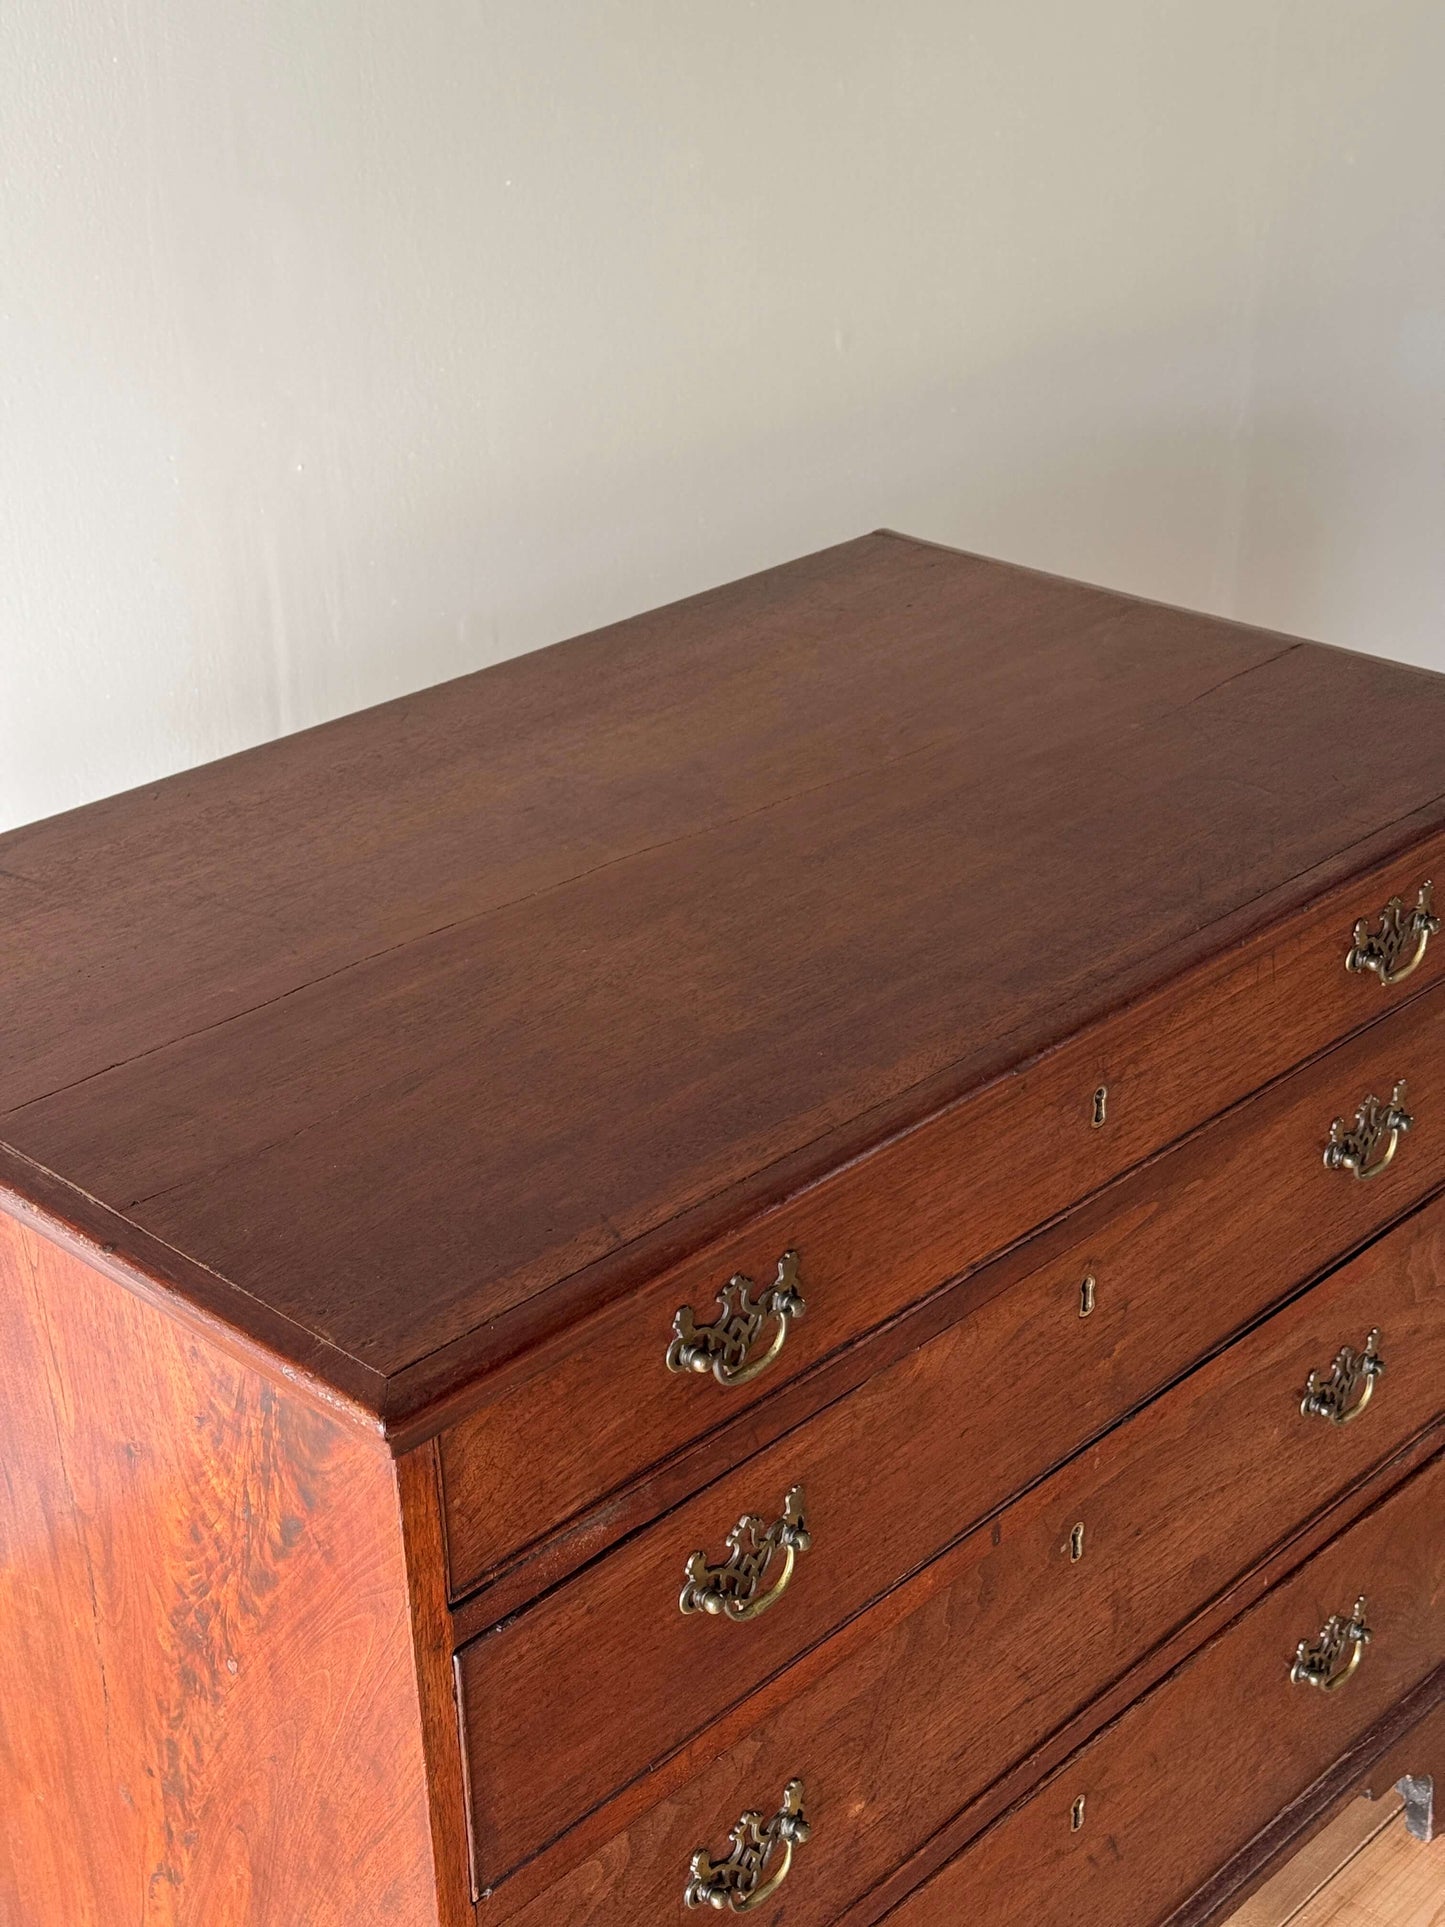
[[847, 1454, 1445, 1927], [1158, 1678, 1445, 1927], [841, 1435, 1445, 1927], [456, 1163, 1445, 1886], [0, 1209, 440, 1927], [6, 535, 1445, 1429], [397, 1441, 483, 1927], [1174, 1689, 1445, 1927], [487, 1430, 1445, 1924], [9, 537, 1445, 1927], [442, 970, 1445, 1601]]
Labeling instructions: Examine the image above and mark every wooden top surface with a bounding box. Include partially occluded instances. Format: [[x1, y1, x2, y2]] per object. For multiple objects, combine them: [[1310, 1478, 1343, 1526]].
[[5, 531, 1445, 1426]]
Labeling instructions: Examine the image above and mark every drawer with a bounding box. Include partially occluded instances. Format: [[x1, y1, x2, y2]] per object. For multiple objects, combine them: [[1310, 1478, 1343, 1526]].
[[440, 841, 1445, 1599], [877, 1452, 1445, 1927], [458, 982, 1445, 1882], [462, 1189, 1445, 1904]]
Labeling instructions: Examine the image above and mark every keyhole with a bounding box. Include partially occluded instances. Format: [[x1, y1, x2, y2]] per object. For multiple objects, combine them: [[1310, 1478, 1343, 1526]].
[[1069, 1522, 1086, 1563], [1071, 1794, 1087, 1832], [1078, 1274, 1097, 1318], [1091, 1086, 1109, 1128]]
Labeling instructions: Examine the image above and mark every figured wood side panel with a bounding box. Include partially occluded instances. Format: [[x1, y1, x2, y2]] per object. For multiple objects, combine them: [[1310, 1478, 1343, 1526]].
[[0, 1208, 439, 1927]]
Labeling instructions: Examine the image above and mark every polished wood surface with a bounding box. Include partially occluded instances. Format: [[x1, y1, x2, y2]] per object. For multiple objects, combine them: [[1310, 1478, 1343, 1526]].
[[6, 534, 1445, 1424], [7, 539, 1445, 1926], [874, 1454, 1445, 1927], [396, 1441, 479, 1927], [466, 1245, 1445, 1921], [1161, 1678, 1445, 1927], [444, 969, 1445, 1599], [0, 1210, 438, 1927], [458, 1159, 1445, 1884]]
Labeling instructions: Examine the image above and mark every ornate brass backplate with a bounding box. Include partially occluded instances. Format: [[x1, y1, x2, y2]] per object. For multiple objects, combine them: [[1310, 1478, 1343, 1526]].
[[684, 1780, 811, 1913], [667, 1252, 806, 1387], [1346, 882, 1440, 986], [680, 1485, 810, 1622], [1291, 1596, 1371, 1692], [1323, 1082, 1412, 1181], [1300, 1328, 1385, 1426]]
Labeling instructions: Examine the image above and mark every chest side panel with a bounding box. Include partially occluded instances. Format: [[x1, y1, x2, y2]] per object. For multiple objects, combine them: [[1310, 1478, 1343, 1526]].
[[0, 1208, 441, 1927]]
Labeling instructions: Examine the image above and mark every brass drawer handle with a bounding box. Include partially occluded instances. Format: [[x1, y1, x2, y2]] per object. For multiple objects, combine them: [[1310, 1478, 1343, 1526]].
[[1291, 1596, 1372, 1692], [1346, 882, 1440, 986], [1301, 1329, 1385, 1426], [685, 1780, 810, 1912], [667, 1252, 805, 1387], [1323, 1082, 1412, 1181], [680, 1485, 810, 1622]]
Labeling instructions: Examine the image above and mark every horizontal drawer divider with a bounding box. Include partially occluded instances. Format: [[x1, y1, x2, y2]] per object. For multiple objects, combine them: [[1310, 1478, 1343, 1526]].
[[438, 829, 1445, 1596], [444, 968, 1445, 1620], [1154, 1665, 1445, 1927], [864, 1450, 1445, 1927], [451, 1169, 1445, 1649], [460, 1422, 1445, 1911]]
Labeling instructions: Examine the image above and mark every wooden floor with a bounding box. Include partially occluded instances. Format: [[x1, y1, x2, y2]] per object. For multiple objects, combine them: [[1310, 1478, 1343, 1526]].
[[1228, 1797, 1444, 1927]]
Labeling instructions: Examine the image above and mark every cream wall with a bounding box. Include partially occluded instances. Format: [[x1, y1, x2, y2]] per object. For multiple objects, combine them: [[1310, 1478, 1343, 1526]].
[[3, 2, 1441, 832]]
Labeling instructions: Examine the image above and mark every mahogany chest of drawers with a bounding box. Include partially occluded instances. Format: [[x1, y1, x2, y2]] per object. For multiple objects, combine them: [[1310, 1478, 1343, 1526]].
[[3, 531, 1444, 1926]]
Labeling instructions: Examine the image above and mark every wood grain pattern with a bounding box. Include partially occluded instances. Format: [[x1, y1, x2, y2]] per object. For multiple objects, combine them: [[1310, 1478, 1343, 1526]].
[[458, 1156, 1445, 1881], [1160, 1676, 1445, 1927], [5, 535, 1445, 1425], [9, 533, 1184, 1110], [442, 971, 1445, 1600], [1282, 1816, 1445, 1927], [0, 1208, 439, 1927], [469, 1322, 1445, 1918], [9, 541, 1445, 1927], [1223, 1796, 1404, 1927], [396, 1441, 482, 1927], [836, 1467, 1445, 1927], [873, 1455, 1445, 1927]]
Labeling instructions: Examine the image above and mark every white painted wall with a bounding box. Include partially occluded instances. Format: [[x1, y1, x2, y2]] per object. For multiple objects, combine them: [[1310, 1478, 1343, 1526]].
[[3, 2, 1442, 832]]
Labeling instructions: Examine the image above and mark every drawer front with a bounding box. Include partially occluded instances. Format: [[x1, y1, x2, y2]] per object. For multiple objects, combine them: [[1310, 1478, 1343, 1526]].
[[441, 839, 1445, 1599], [459, 979, 1445, 1883], [464, 1193, 1445, 1905], [880, 1453, 1445, 1927]]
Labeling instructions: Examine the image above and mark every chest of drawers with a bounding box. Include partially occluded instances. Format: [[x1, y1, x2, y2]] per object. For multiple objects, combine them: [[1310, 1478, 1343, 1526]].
[[2, 531, 1444, 1926]]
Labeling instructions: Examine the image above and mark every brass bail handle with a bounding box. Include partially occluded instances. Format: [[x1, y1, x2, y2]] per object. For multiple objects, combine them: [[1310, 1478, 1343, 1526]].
[[1291, 1597, 1372, 1693], [1323, 1082, 1412, 1182], [684, 1780, 811, 1913], [1300, 1329, 1385, 1426], [667, 1252, 805, 1388], [680, 1486, 810, 1623], [1346, 881, 1440, 987]]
